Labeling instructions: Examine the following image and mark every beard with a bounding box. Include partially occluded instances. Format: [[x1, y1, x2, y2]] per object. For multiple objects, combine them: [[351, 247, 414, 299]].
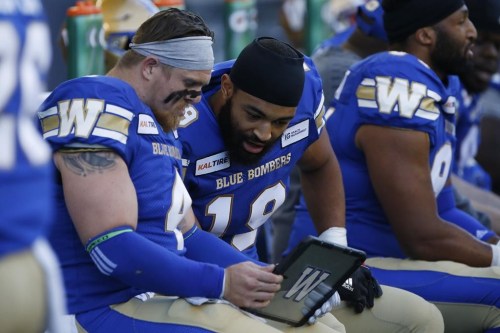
[[153, 96, 188, 132], [431, 27, 472, 76], [165, 114, 183, 132], [153, 108, 183, 132], [218, 98, 277, 165]]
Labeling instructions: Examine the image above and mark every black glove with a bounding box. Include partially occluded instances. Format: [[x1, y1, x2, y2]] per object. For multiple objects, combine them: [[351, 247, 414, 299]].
[[337, 265, 383, 313]]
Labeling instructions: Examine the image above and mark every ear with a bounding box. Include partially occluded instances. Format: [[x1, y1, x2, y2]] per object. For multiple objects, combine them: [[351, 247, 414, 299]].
[[141, 57, 159, 80], [220, 74, 234, 99], [415, 27, 436, 47]]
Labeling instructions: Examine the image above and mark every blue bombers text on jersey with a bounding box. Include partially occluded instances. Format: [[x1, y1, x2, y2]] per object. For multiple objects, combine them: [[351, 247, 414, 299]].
[[177, 56, 325, 259], [38, 76, 188, 314]]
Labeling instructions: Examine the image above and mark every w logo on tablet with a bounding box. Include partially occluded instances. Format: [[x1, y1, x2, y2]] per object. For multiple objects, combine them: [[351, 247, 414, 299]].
[[284, 267, 331, 302]]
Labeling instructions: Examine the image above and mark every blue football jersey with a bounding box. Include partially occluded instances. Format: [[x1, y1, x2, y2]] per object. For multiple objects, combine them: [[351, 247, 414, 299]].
[[0, 1, 54, 256], [38, 76, 188, 313], [326, 51, 459, 258], [178, 57, 325, 259], [453, 82, 491, 189]]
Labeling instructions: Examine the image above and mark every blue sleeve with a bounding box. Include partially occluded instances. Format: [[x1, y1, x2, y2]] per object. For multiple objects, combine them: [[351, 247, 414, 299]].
[[86, 226, 225, 298], [437, 186, 495, 242], [183, 226, 264, 267]]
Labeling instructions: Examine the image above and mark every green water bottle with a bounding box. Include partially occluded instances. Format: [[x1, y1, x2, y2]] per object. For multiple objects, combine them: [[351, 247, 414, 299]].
[[224, 0, 257, 60], [153, 0, 185, 10], [305, 0, 331, 55], [66, 1, 105, 79]]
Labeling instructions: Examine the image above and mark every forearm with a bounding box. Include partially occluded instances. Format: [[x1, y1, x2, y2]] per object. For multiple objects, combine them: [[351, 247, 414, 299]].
[[183, 226, 264, 267], [87, 226, 225, 298], [391, 190, 495, 266], [300, 156, 346, 234], [403, 220, 494, 267]]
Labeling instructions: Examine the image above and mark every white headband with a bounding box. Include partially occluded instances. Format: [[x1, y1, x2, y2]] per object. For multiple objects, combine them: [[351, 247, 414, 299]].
[[129, 36, 214, 70]]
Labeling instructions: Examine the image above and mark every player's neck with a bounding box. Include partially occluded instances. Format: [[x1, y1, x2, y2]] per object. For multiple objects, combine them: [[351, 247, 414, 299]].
[[208, 90, 224, 117]]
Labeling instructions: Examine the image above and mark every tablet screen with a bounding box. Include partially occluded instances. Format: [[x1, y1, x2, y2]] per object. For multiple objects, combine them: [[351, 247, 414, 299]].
[[246, 236, 366, 326]]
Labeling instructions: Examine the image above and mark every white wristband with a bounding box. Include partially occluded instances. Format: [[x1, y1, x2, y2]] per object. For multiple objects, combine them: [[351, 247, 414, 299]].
[[318, 227, 347, 247], [491, 243, 500, 267], [220, 271, 226, 299]]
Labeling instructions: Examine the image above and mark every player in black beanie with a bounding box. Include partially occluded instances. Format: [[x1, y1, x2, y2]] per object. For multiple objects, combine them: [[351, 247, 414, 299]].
[[383, 0, 465, 43]]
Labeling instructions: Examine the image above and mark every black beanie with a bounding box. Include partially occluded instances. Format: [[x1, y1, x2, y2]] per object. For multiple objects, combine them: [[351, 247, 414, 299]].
[[383, 0, 465, 43], [230, 37, 305, 107]]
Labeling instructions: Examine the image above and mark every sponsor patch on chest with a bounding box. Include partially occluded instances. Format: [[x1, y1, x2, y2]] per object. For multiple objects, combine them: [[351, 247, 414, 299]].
[[195, 151, 230, 175], [281, 120, 309, 147], [138, 114, 159, 134]]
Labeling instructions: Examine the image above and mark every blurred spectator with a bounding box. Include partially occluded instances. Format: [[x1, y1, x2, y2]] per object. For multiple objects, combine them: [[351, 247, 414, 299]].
[[478, 74, 500, 196], [99, 0, 158, 69], [279, 0, 364, 53], [451, 0, 500, 233]]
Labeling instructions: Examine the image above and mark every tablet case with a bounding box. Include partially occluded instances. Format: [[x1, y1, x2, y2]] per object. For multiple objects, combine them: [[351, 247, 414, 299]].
[[246, 236, 366, 327]]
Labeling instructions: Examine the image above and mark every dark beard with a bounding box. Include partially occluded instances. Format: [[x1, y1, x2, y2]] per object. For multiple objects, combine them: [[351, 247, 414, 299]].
[[217, 99, 274, 165], [431, 27, 471, 76]]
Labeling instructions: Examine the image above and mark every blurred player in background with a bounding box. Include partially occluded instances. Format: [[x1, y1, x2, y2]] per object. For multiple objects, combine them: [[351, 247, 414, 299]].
[[450, 0, 500, 234], [0, 0, 67, 332]]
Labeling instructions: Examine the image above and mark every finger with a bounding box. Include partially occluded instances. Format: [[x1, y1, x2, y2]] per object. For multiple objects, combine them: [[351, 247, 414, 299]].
[[316, 282, 332, 295], [248, 299, 272, 309], [373, 280, 384, 297], [256, 280, 281, 293], [366, 284, 375, 308], [321, 299, 333, 313], [354, 300, 366, 313], [253, 290, 278, 303], [304, 296, 318, 309], [357, 283, 369, 298], [305, 290, 324, 304], [260, 264, 276, 272], [257, 265, 283, 283]]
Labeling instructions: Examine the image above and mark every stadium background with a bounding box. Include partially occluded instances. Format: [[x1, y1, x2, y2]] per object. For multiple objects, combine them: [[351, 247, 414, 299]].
[[42, 0, 290, 90]]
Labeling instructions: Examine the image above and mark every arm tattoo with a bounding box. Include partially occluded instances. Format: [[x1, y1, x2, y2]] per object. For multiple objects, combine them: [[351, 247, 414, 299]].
[[62, 151, 117, 177]]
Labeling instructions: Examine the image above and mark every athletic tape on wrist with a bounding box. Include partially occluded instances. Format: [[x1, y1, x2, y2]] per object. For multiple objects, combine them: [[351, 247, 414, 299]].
[[220, 272, 226, 299], [318, 227, 347, 247], [491, 243, 500, 266]]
